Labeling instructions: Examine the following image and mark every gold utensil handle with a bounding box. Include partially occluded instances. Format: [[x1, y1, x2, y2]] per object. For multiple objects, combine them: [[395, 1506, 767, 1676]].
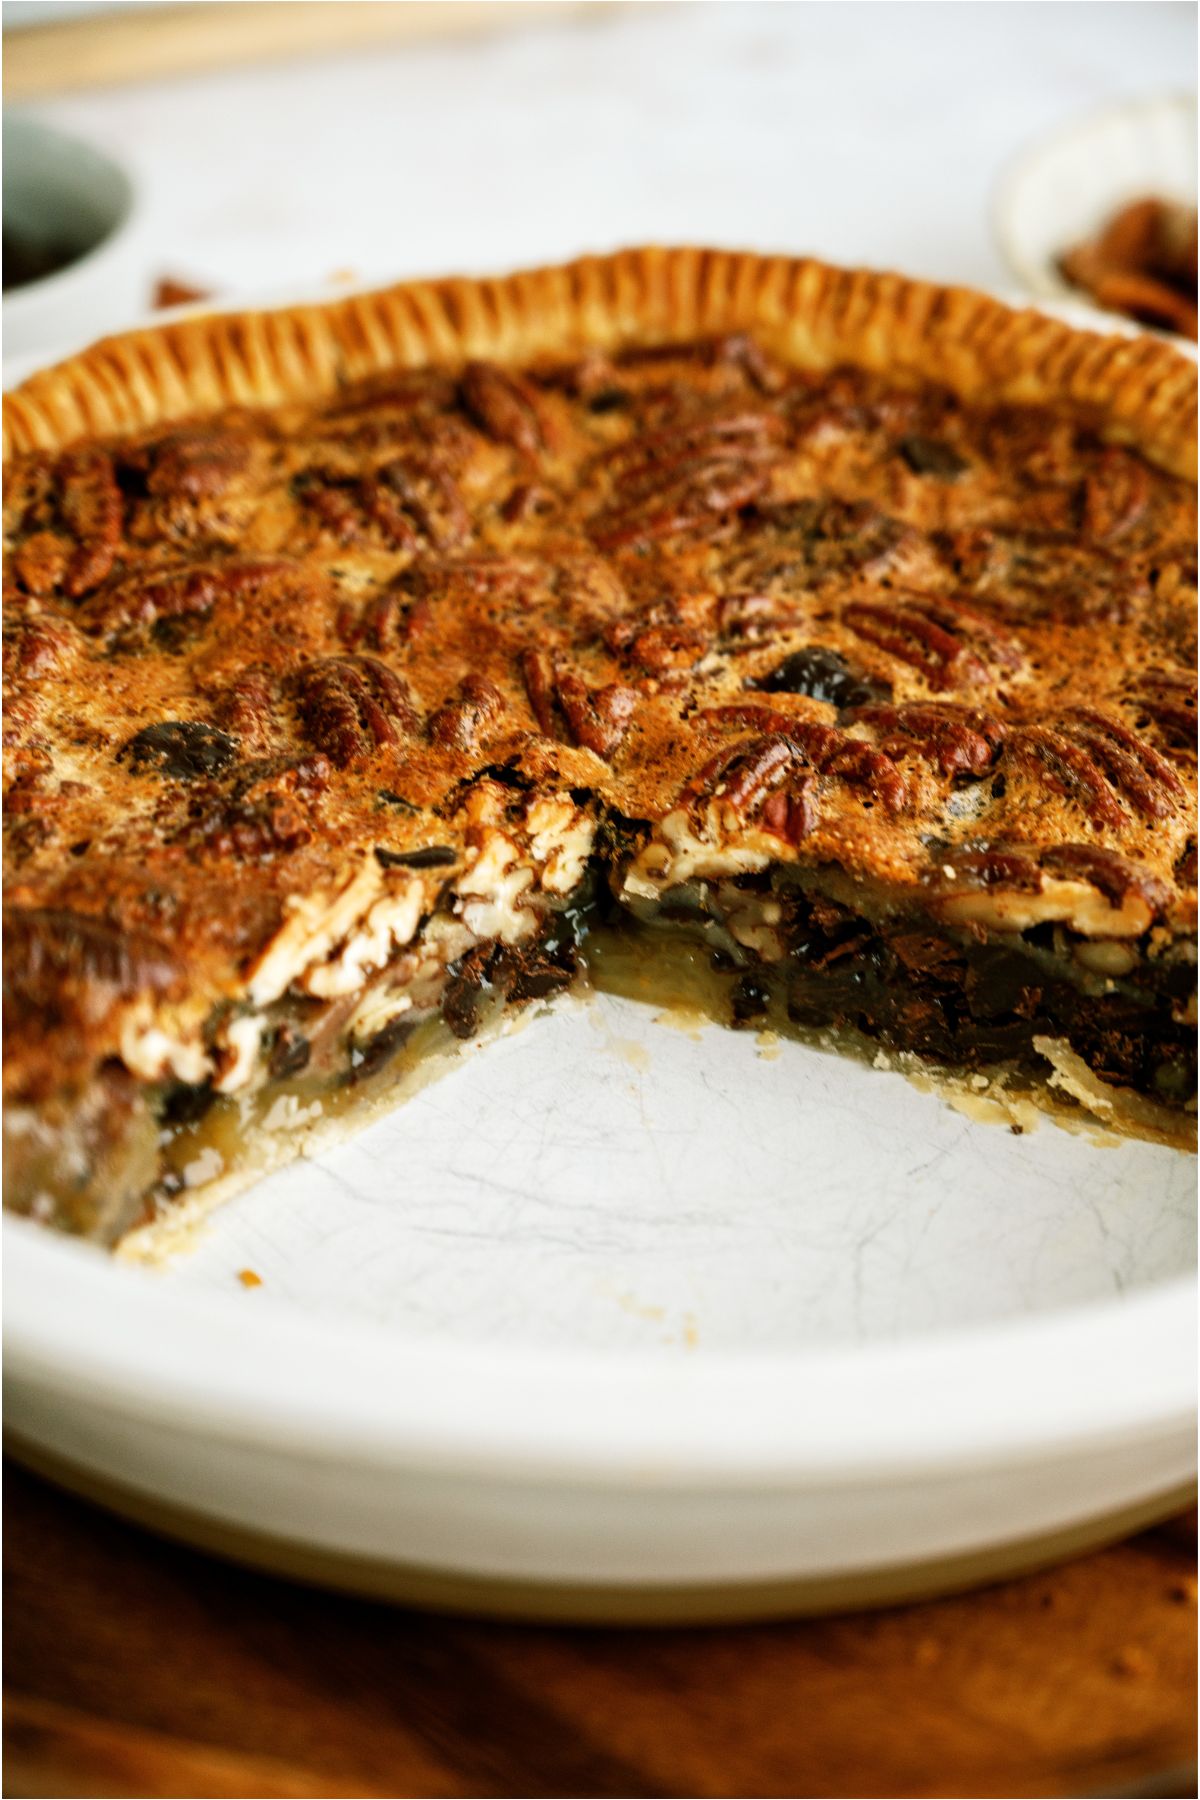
[[4, 1, 605, 100]]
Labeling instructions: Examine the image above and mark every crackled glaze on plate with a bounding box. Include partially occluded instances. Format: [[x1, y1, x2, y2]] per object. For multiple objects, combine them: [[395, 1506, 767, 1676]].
[[155, 991, 1194, 1351], [5, 987, 1195, 1609]]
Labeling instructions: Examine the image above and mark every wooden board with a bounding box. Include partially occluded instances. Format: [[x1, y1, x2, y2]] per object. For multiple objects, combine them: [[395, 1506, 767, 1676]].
[[3, 1461, 1196, 1799], [3, 2, 606, 100]]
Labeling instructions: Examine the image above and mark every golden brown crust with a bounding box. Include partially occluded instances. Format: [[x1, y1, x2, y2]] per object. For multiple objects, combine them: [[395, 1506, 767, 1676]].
[[6, 247, 1197, 476], [4, 249, 1197, 1117]]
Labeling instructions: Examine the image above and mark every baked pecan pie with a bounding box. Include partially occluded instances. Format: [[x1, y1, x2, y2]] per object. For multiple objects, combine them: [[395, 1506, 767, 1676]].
[[4, 250, 1197, 1243]]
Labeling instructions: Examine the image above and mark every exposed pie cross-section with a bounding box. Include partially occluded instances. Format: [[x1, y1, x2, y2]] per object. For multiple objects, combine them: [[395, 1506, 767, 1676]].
[[4, 253, 1196, 1242]]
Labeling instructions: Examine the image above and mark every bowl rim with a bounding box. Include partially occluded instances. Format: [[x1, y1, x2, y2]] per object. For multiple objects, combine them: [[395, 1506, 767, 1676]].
[[4, 1214, 1194, 1487], [992, 90, 1198, 305], [2, 111, 141, 321]]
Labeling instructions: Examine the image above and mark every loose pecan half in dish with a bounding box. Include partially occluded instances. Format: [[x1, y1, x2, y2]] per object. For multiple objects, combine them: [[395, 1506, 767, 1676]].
[[1059, 196, 1198, 339]]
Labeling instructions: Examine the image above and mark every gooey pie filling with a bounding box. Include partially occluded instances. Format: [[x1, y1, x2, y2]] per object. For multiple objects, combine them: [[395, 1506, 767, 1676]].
[[4, 328, 1196, 1240]]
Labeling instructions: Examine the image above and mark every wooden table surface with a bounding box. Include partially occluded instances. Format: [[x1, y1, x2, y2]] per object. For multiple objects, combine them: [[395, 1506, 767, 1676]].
[[3, 1463, 1196, 1800]]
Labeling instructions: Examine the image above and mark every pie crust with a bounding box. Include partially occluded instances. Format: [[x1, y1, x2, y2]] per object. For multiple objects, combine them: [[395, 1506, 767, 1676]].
[[6, 247, 1196, 473], [4, 248, 1196, 1241]]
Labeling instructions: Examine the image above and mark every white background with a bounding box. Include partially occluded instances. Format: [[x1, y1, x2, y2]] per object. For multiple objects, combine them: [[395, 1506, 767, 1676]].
[[10, 0, 1197, 302]]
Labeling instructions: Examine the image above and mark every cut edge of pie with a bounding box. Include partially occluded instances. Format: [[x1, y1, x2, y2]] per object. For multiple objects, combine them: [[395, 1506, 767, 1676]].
[[4, 248, 1196, 1248]]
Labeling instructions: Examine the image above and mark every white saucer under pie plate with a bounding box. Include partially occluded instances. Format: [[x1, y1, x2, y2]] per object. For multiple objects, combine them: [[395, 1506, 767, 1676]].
[[4, 298, 1196, 1621]]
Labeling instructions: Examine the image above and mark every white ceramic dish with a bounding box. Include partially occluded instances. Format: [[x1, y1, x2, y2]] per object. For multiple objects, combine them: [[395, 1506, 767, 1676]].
[[994, 93, 1197, 314], [4, 296, 1196, 1621], [3, 113, 147, 359]]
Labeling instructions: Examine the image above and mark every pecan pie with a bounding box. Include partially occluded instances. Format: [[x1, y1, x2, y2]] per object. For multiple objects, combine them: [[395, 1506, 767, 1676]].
[[4, 250, 1197, 1243]]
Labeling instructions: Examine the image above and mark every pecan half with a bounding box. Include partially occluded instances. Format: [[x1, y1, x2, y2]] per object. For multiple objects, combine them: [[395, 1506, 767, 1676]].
[[321, 368, 459, 422], [1060, 707, 1185, 818], [1003, 726, 1127, 831], [3, 905, 180, 1026], [554, 671, 638, 759], [1040, 844, 1170, 916], [1129, 669, 1197, 750], [592, 465, 769, 552], [709, 332, 790, 394], [134, 426, 252, 503], [84, 557, 296, 635], [58, 449, 122, 598], [1078, 448, 1150, 544], [716, 591, 806, 640], [210, 670, 279, 755], [726, 498, 917, 597], [600, 409, 782, 493], [428, 674, 504, 752], [605, 618, 709, 677], [460, 362, 548, 457], [590, 409, 781, 550], [760, 777, 821, 844], [174, 795, 314, 862], [377, 456, 470, 549], [501, 481, 559, 523], [171, 758, 327, 861], [295, 471, 367, 544], [848, 702, 1006, 778], [298, 456, 469, 551], [519, 652, 636, 758], [701, 705, 908, 811], [2, 609, 80, 683], [610, 333, 788, 392], [937, 524, 1144, 626], [360, 472, 421, 551], [683, 734, 802, 815], [8, 450, 122, 601], [842, 593, 1020, 690], [936, 848, 1044, 892], [520, 649, 559, 737], [292, 655, 420, 767]]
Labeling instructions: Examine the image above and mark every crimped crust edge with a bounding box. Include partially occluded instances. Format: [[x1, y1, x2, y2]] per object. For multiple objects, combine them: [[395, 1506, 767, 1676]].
[[5, 247, 1197, 478]]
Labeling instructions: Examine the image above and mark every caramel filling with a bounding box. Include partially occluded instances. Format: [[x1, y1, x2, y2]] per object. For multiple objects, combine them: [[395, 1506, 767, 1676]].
[[5, 860, 1193, 1244]]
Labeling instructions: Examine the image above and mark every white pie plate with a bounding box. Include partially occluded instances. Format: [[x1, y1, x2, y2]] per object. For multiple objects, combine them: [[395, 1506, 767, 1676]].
[[4, 297, 1197, 1620]]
